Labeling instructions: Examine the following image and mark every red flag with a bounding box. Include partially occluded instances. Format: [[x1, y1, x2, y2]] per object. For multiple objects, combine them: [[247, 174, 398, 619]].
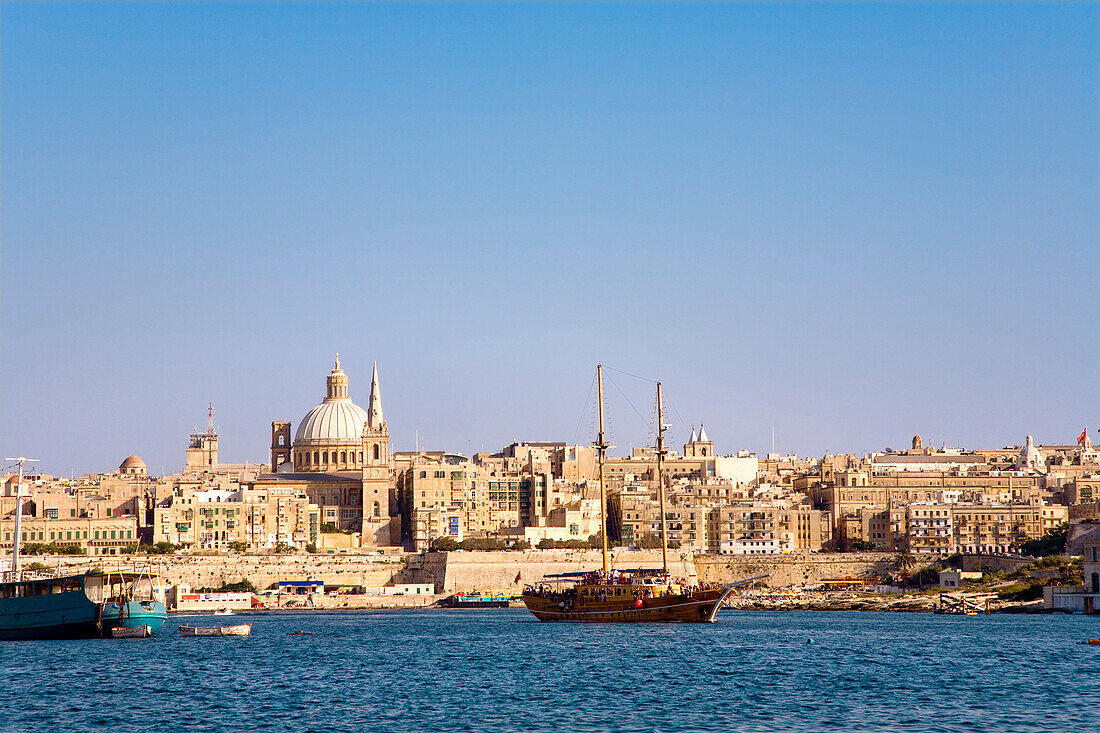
[[1079, 429, 1087, 445], [514, 571, 522, 585]]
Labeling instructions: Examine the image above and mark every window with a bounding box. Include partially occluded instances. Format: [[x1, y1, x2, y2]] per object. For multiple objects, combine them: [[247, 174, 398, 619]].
[[373, 444, 380, 460], [341, 451, 347, 463], [106, 508, 112, 517]]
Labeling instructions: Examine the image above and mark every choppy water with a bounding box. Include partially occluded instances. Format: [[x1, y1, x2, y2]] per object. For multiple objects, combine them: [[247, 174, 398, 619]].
[[2, 609, 1098, 732]]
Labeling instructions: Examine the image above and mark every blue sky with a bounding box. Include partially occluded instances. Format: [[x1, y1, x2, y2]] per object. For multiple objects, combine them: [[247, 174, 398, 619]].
[[2, 2, 1097, 475]]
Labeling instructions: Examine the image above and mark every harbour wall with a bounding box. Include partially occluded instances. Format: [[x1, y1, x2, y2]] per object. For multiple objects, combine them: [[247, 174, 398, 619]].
[[407, 549, 698, 594], [33, 554, 405, 592], [27, 551, 898, 594]]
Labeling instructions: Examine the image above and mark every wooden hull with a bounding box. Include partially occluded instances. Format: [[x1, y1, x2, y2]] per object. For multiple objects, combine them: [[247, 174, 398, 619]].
[[522, 586, 736, 623]]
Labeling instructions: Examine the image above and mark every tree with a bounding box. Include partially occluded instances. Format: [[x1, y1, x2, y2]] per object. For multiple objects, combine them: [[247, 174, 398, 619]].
[[1020, 523, 1069, 558], [851, 540, 877, 552], [511, 540, 531, 551], [894, 550, 917, 574], [229, 541, 248, 553], [320, 522, 352, 534], [272, 542, 296, 554], [430, 537, 459, 551], [21, 543, 83, 556], [148, 542, 179, 555], [305, 543, 319, 553], [195, 579, 257, 594]]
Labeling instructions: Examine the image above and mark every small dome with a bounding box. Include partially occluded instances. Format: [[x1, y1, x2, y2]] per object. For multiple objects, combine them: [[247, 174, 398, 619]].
[[120, 455, 147, 475]]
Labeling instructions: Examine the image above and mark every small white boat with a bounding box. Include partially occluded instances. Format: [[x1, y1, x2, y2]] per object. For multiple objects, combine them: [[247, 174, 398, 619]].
[[111, 625, 152, 639], [179, 624, 251, 637], [213, 608, 234, 616]]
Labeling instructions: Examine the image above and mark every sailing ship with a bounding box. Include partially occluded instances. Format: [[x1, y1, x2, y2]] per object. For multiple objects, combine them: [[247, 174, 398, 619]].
[[521, 366, 750, 623], [0, 457, 168, 640]]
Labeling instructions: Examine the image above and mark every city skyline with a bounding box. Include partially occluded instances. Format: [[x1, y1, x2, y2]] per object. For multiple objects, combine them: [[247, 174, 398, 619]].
[[3, 3, 1097, 474]]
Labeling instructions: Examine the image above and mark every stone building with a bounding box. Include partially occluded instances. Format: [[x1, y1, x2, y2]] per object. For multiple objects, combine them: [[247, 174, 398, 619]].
[[153, 486, 319, 551], [1, 515, 139, 556]]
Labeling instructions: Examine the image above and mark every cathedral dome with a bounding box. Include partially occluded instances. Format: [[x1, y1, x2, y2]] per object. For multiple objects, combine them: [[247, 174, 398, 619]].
[[295, 400, 369, 445], [294, 356, 369, 446]]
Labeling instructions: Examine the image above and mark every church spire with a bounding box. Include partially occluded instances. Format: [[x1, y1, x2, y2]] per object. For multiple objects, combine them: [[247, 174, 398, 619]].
[[367, 361, 384, 428]]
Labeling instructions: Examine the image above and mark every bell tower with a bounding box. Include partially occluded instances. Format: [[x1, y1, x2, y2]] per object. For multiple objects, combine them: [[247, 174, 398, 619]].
[[684, 424, 714, 458], [361, 362, 394, 546], [271, 421, 292, 471]]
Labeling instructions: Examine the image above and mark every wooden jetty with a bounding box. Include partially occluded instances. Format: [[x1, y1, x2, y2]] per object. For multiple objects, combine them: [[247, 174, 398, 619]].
[[936, 592, 996, 615]]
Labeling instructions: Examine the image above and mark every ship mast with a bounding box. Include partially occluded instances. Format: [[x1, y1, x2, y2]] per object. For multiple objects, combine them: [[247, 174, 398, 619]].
[[655, 383, 669, 575], [4, 456, 39, 578], [596, 365, 610, 574]]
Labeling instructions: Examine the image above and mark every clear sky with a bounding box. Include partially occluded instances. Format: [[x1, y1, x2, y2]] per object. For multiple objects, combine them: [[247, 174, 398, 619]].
[[2, 2, 1097, 476]]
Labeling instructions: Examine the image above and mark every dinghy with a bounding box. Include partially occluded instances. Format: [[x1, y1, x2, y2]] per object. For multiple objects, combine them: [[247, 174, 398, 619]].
[[179, 624, 251, 637]]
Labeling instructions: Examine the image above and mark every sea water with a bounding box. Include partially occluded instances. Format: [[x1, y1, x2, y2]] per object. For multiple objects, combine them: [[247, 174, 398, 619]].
[[1, 609, 1098, 732]]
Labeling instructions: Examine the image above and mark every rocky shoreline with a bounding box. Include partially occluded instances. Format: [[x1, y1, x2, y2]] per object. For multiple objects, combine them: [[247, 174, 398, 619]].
[[724, 594, 1048, 614]]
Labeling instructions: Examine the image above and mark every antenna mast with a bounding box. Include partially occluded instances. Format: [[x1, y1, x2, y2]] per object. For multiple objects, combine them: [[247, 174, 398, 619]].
[[655, 384, 669, 575], [4, 456, 40, 577], [206, 403, 216, 436], [596, 365, 610, 574]]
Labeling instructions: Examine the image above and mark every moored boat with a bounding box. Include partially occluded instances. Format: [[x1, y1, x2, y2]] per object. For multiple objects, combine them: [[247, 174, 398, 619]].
[[111, 624, 152, 639], [0, 570, 170, 640], [443, 592, 513, 608], [179, 624, 251, 637], [0, 458, 168, 640]]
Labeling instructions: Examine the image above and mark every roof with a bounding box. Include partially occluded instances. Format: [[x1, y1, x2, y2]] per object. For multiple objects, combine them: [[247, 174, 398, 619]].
[[872, 454, 985, 464], [254, 472, 359, 483]]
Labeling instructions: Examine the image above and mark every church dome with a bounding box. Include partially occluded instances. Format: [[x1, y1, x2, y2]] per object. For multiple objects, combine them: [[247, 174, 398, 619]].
[[1015, 434, 1045, 471], [294, 355, 369, 446], [295, 400, 369, 445], [119, 455, 147, 475]]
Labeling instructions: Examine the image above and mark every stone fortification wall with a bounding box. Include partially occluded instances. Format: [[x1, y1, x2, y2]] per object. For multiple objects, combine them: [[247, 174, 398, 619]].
[[694, 553, 896, 587], [36, 554, 404, 592], [28, 550, 899, 595], [408, 549, 698, 594]]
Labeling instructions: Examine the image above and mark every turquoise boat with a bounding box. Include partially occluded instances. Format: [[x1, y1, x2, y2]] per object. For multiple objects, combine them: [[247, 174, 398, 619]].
[[0, 570, 168, 640]]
